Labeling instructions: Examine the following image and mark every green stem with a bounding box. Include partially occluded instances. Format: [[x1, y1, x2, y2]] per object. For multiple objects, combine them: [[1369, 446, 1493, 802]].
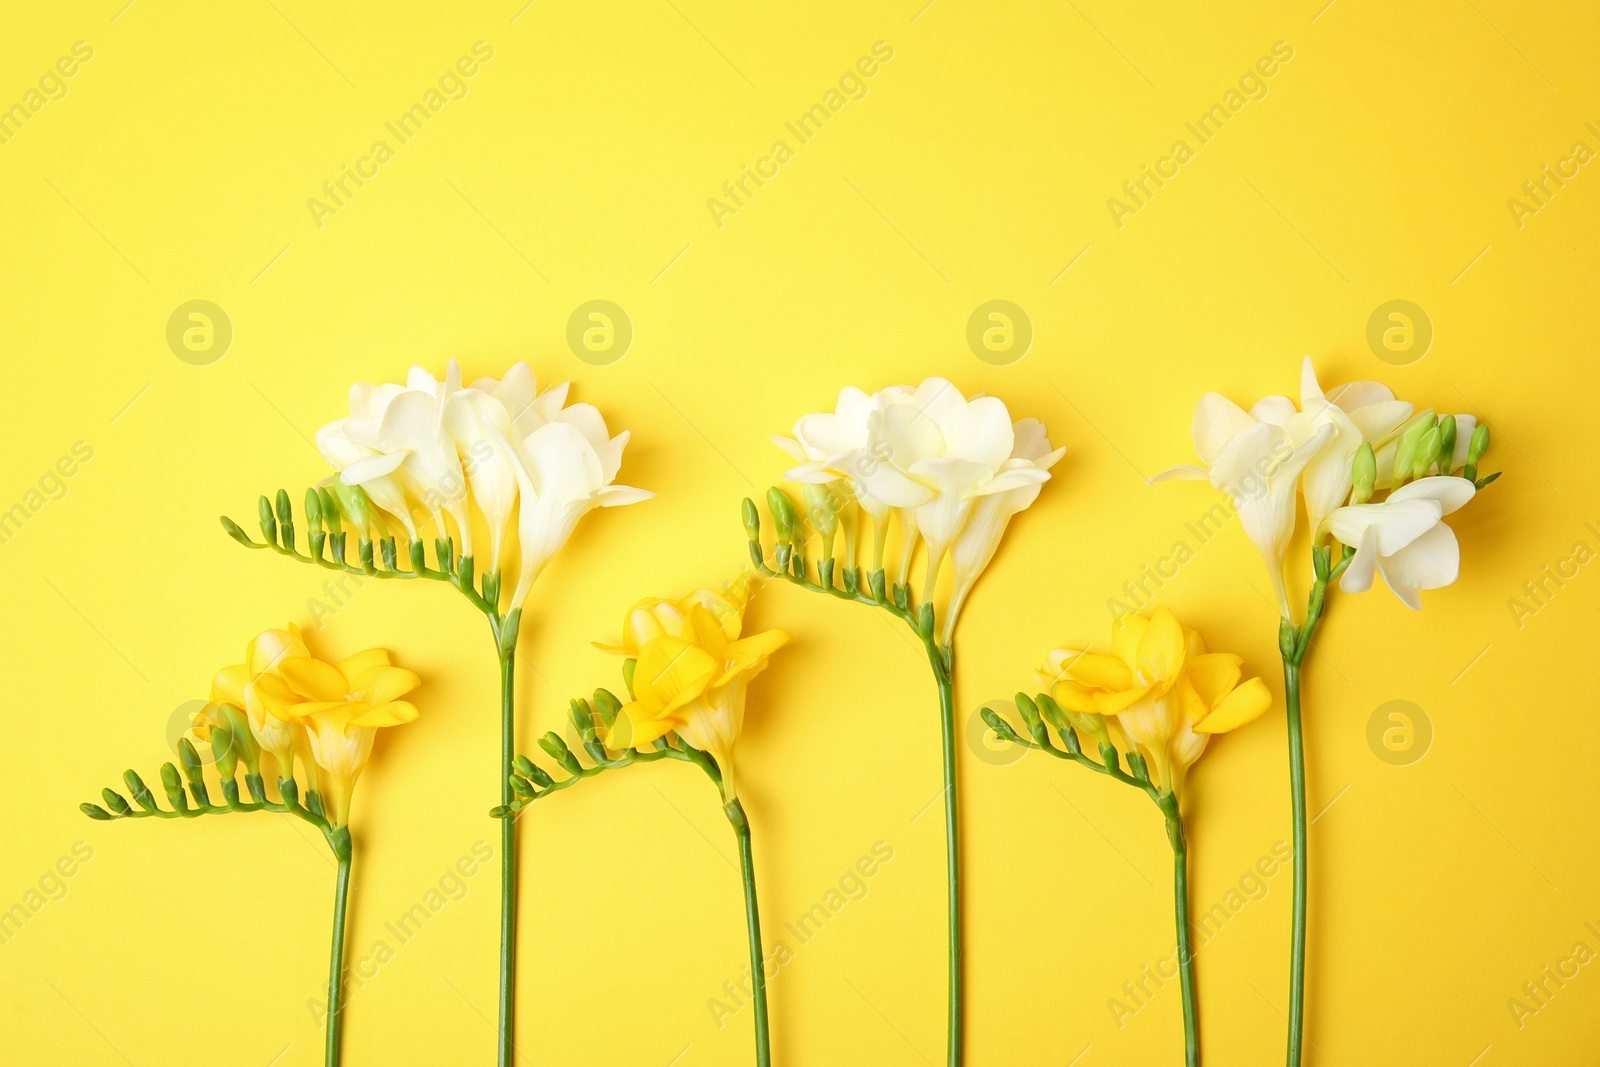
[[935, 658, 961, 1067], [325, 831, 352, 1067], [1163, 801, 1198, 1067], [498, 642, 518, 1067], [726, 798, 770, 1067], [1282, 652, 1306, 1067]]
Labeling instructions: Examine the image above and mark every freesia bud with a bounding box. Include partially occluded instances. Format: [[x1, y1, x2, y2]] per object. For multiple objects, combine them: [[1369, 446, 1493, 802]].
[[217, 704, 260, 776], [220, 516, 254, 547], [124, 769, 157, 811], [304, 488, 323, 532], [1013, 694, 1047, 743], [538, 732, 583, 775], [257, 495, 277, 545], [331, 483, 372, 537], [317, 487, 342, 538], [160, 763, 187, 809], [510, 775, 535, 798], [80, 803, 112, 820], [1350, 443, 1376, 505], [101, 789, 131, 815], [1468, 422, 1489, 465], [593, 688, 621, 728], [801, 483, 840, 556], [1436, 415, 1457, 473], [741, 498, 760, 543], [211, 724, 238, 782], [1412, 426, 1440, 480], [766, 487, 797, 543], [1392, 414, 1436, 487]]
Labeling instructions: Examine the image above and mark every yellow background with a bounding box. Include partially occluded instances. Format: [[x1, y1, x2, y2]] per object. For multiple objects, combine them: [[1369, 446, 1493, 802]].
[[2, 1, 1596, 1063]]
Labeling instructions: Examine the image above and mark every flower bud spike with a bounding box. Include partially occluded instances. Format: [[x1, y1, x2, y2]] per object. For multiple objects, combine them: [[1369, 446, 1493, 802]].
[[1350, 442, 1376, 505], [258, 495, 277, 546]]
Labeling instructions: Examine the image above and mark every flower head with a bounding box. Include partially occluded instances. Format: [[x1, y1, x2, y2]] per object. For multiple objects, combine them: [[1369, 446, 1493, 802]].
[[1329, 475, 1475, 609], [601, 576, 787, 801], [1038, 608, 1271, 797], [316, 360, 650, 612], [251, 647, 420, 826], [212, 625, 310, 777]]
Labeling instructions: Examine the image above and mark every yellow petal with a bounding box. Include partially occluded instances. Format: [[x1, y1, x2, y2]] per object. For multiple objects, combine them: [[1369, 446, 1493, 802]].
[[211, 663, 249, 706], [250, 673, 304, 720], [247, 627, 307, 677], [717, 628, 789, 684], [1185, 653, 1243, 709], [603, 701, 676, 749], [278, 656, 350, 702], [338, 649, 391, 687], [1092, 684, 1151, 715], [1111, 614, 1148, 671], [1051, 678, 1098, 714], [1177, 675, 1208, 724], [633, 636, 717, 714], [1195, 677, 1273, 734], [353, 666, 420, 706], [1065, 653, 1132, 690], [351, 700, 419, 727], [1137, 608, 1185, 687], [685, 604, 730, 659]]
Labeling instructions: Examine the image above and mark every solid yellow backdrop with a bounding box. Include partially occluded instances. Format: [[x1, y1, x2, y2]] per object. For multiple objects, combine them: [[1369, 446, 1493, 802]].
[[1, 1, 1596, 1064]]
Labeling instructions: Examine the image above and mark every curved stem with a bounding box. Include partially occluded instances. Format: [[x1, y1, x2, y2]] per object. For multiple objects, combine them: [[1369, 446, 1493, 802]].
[[498, 642, 518, 1067], [325, 832, 353, 1067], [1283, 655, 1306, 1067], [935, 658, 961, 1067], [1163, 801, 1198, 1067], [726, 799, 770, 1067]]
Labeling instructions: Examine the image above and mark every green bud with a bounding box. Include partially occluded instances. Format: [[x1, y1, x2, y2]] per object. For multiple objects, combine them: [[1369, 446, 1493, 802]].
[[317, 487, 342, 538], [1350, 443, 1376, 504], [217, 704, 259, 775], [178, 739, 204, 783], [257, 495, 277, 544], [801, 483, 840, 545], [741, 498, 760, 543], [510, 775, 536, 798], [569, 699, 596, 741], [979, 706, 1016, 742], [80, 803, 112, 821], [593, 689, 622, 728], [1468, 422, 1489, 465], [275, 488, 293, 526], [304, 488, 323, 532], [539, 732, 583, 775], [211, 725, 238, 782], [1436, 415, 1457, 473], [766, 487, 797, 541], [124, 769, 157, 811], [513, 754, 538, 779], [331, 483, 372, 536], [525, 764, 553, 789], [1013, 695, 1046, 743], [1412, 426, 1440, 480], [101, 789, 131, 815], [1392, 414, 1436, 486], [219, 515, 254, 547], [160, 763, 187, 809]]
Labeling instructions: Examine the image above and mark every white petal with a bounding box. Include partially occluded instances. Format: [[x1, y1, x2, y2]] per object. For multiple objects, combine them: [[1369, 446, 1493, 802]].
[[877, 403, 944, 468], [1339, 525, 1379, 593], [1191, 393, 1256, 466], [941, 395, 1015, 469], [772, 435, 809, 462], [1378, 521, 1460, 603], [908, 378, 965, 424], [341, 451, 407, 483], [1149, 464, 1210, 482], [1325, 380, 1395, 409], [1249, 395, 1298, 428], [599, 485, 654, 507], [1298, 356, 1326, 407], [1346, 400, 1414, 445], [795, 412, 868, 458], [1389, 475, 1475, 516]]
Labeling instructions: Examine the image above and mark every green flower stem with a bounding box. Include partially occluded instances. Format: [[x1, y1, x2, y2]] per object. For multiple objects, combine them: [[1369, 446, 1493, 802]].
[[1279, 545, 1351, 1067], [725, 798, 771, 1067], [325, 829, 353, 1067], [495, 613, 520, 1067], [1159, 795, 1198, 1067], [747, 532, 964, 1066], [934, 656, 961, 1067]]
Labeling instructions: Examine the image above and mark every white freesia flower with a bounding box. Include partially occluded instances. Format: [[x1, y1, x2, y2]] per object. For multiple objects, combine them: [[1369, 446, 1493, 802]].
[[1288, 358, 1413, 540], [1152, 391, 1334, 616], [1328, 475, 1475, 609], [774, 384, 914, 571], [317, 360, 650, 613], [943, 418, 1064, 642], [859, 378, 1052, 599]]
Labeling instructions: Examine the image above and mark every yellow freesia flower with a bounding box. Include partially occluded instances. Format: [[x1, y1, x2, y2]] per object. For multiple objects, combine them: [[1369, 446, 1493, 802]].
[[251, 647, 420, 826], [1039, 607, 1271, 795], [212, 625, 310, 777], [601, 578, 787, 802]]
